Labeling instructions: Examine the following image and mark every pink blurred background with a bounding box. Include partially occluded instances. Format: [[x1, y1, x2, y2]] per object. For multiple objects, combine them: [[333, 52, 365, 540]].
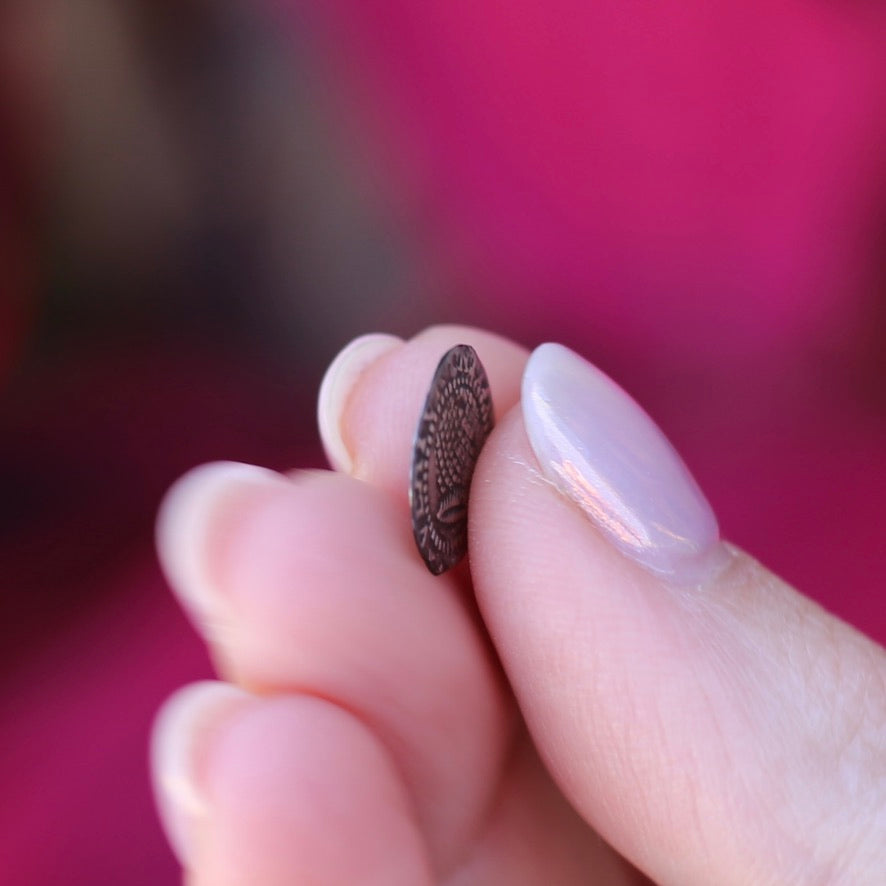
[[2, 1, 885, 882]]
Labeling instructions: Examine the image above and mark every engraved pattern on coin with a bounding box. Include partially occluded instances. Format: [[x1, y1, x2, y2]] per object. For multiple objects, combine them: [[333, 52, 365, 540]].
[[410, 344, 495, 575]]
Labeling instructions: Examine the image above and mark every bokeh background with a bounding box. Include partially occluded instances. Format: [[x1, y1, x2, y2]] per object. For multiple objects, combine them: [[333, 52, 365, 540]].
[[2, 2, 885, 882]]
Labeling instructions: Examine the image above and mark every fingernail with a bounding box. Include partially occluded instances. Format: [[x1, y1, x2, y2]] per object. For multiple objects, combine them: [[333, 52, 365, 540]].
[[317, 333, 402, 473], [521, 343, 719, 575], [156, 461, 289, 627], [150, 681, 253, 867]]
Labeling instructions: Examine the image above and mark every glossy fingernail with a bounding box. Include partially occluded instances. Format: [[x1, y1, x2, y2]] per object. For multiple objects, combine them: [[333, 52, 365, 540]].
[[521, 343, 719, 575], [150, 681, 254, 867], [317, 333, 403, 473], [156, 461, 290, 627]]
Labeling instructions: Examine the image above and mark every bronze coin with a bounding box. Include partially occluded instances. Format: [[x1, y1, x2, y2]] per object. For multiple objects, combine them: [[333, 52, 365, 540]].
[[410, 344, 495, 575]]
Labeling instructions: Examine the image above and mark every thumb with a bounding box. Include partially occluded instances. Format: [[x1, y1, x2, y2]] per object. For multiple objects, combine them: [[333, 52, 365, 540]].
[[470, 344, 886, 885]]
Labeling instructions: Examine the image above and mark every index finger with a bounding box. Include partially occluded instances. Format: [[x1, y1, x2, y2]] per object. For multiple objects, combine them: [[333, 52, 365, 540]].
[[320, 325, 528, 497]]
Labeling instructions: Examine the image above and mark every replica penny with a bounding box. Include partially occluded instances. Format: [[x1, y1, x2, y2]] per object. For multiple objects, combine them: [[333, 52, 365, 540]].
[[410, 344, 495, 575]]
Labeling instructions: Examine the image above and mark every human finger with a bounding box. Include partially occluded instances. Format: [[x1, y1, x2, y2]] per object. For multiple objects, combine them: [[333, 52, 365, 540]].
[[319, 324, 527, 497], [470, 343, 886, 884], [150, 681, 433, 885], [156, 463, 511, 872]]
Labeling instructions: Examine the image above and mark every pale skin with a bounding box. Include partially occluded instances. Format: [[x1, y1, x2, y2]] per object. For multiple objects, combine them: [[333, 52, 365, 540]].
[[152, 326, 886, 885]]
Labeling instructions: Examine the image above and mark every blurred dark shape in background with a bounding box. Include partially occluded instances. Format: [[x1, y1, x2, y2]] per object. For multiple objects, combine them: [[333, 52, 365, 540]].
[[1, 0, 885, 882], [47, 0, 433, 361]]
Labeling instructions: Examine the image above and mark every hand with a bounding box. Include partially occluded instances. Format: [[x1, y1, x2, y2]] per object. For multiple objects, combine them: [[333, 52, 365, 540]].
[[151, 326, 886, 884]]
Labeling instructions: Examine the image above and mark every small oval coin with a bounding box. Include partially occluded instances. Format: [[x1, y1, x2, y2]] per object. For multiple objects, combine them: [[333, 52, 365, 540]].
[[410, 344, 495, 575]]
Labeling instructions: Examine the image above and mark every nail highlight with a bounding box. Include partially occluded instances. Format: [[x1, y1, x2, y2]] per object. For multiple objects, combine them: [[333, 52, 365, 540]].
[[521, 343, 718, 575]]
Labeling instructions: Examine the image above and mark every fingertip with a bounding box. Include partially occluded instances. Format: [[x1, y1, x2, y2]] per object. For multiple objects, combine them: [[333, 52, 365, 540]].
[[156, 461, 291, 627], [317, 334, 403, 473], [150, 681, 255, 867], [340, 325, 528, 494]]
